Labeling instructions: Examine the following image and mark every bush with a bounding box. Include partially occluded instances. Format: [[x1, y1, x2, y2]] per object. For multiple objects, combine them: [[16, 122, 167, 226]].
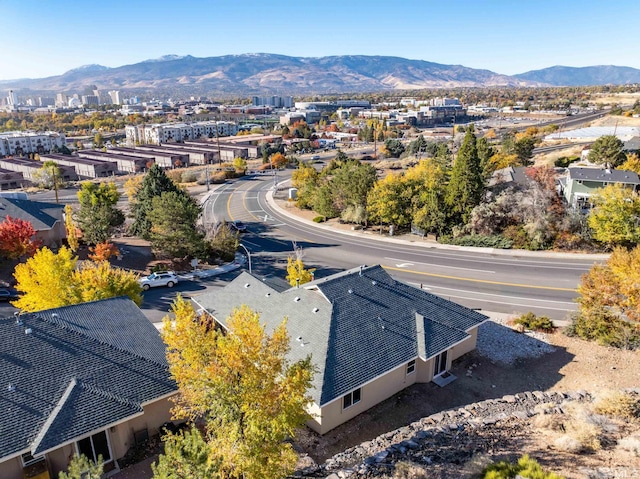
[[482, 454, 564, 478], [439, 234, 513, 249], [165, 169, 183, 183], [593, 391, 640, 419], [566, 309, 640, 350], [513, 312, 556, 332], [181, 171, 198, 183], [312, 216, 325, 223], [554, 156, 580, 168], [618, 434, 640, 456], [391, 461, 431, 479]]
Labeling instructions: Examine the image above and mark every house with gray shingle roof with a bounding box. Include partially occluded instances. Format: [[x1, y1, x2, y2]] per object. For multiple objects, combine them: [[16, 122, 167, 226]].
[[0, 197, 66, 247], [559, 167, 640, 210], [192, 265, 487, 434], [0, 297, 177, 479]]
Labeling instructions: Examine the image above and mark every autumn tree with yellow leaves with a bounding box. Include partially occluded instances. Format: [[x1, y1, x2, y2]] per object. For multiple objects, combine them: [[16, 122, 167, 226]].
[[159, 297, 314, 479], [570, 246, 640, 349], [12, 246, 142, 311]]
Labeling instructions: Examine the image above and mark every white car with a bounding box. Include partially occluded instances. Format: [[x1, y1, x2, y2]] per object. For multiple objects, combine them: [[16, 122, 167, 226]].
[[139, 271, 179, 291]]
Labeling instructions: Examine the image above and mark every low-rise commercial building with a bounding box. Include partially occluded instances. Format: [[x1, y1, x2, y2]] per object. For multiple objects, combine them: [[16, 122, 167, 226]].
[[77, 150, 152, 173], [39, 154, 117, 178], [0, 157, 79, 182]]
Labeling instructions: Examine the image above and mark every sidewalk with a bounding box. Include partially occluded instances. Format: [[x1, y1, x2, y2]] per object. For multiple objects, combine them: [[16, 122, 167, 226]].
[[265, 186, 610, 261]]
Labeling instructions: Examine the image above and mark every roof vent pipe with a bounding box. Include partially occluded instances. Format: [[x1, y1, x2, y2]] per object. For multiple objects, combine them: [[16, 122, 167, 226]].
[[25, 328, 32, 335]]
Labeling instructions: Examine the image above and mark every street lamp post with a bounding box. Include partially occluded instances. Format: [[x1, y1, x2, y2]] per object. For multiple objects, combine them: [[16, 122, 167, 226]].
[[238, 243, 252, 274]]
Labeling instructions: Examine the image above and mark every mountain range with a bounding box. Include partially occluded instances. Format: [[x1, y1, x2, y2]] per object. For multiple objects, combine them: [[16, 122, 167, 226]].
[[2, 54, 639, 96]]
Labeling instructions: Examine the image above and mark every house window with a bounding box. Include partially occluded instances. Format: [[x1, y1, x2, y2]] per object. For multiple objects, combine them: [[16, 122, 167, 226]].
[[343, 388, 362, 409], [76, 430, 112, 465], [21, 452, 43, 467], [406, 360, 416, 375]]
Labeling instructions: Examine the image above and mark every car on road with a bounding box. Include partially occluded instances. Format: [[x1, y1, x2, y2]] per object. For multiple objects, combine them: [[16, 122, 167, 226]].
[[310, 155, 320, 160], [0, 288, 20, 301], [138, 271, 179, 291], [230, 221, 247, 232]]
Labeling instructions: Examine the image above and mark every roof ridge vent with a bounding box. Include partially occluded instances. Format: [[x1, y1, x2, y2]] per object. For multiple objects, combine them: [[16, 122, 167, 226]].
[[25, 328, 33, 335], [348, 289, 353, 294]]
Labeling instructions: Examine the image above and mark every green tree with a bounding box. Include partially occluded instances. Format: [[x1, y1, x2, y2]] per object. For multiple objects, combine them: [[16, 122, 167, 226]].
[[152, 428, 217, 479], [130, 164, 186, 238], [587, 184, 640, 247], [383, 138, 405, 158], [445, 125, 484, 224], [93, 132, 104, 148], [476, 136, 496, 179], [331, 160, 377, 216], [161, 297, 314, 479], [76, 182, 125, 245], [587, 135, 626, 167], [147, 191, 204, 259], [291, 162, 319, 209], [59, 454, 103, 479], [367, 173, 414, 229]]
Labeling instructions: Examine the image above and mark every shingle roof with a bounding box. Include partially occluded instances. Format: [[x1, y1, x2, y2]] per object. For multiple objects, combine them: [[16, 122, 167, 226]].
[[0, 298, 176, 460], [568, 167, 640, 185], [193, 265, 486, 407], [0, 197, 64, 230]]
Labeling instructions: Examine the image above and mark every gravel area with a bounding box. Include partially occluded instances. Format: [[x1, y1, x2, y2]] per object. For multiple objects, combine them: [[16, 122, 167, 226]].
[[475, 319, 556, 365]]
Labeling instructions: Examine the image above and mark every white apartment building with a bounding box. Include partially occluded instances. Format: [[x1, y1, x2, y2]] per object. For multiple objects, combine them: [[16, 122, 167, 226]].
[[108, 90, 121, 105], [125, 121, 239, 146], [0, 131, 66, 156]]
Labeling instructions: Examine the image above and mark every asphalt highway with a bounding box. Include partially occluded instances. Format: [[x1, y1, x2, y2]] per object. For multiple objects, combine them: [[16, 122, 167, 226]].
[[204, 173, 605, 320]]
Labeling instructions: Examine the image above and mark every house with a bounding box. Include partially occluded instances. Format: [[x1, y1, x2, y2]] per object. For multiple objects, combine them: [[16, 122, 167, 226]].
[[559, 167, 640, 210], [192, 265, 487, 434], [0, 197, 65, 247], [0, 297, 177, 479]]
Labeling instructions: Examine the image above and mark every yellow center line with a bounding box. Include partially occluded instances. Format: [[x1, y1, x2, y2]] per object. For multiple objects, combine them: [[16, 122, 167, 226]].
[[383, 265, 578, 292], [226, 190, 235, 222]]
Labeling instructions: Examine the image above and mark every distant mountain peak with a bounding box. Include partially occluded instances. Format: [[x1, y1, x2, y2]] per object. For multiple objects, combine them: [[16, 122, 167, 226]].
[[142, 54, 193, 63], [66, 64, 109, 73]]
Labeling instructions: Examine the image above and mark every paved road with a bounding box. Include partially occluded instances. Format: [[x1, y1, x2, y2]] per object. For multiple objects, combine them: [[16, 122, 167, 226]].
[[204, 173, 603, 320]]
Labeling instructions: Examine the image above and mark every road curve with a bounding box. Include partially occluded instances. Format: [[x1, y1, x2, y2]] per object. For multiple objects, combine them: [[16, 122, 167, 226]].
[[205, 173, 604, 320]]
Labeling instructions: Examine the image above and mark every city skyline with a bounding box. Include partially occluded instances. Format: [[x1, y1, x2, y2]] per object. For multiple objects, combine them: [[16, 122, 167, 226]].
[[1, 0, 640, 81]]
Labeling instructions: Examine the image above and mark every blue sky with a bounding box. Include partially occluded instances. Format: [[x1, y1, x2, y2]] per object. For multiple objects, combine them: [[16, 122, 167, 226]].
[[1, 0, 639, 80]]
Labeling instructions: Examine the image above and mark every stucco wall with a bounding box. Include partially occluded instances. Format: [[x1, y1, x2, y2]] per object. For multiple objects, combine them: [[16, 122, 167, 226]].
[[0, 457, 24, 479], [311, 361, 417, 434], [450, 328, 478, 361], [109, 395, 176, 459]]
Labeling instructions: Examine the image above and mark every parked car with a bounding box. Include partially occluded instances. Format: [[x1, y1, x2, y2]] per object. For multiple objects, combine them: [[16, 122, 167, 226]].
[[138, 271, 179, 291], [230, 221, 247, 232], [0, 288, 20, 301], [311, 155, 320, 160]]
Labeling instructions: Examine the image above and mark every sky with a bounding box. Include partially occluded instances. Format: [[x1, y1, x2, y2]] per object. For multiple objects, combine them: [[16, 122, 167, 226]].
[[1, 0, 639, 81]]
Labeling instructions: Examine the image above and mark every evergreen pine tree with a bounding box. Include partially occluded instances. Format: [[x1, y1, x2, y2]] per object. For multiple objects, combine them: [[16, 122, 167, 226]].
[[130, 164, 186, 238], [445, 125, 484, 224]]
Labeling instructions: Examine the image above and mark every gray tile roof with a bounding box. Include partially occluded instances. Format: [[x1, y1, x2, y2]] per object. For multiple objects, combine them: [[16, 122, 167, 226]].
[[193, 265, 486, 407], [568, 167, 640, 185], [0, 197, 64, 230], [0, 298, 176, 460]]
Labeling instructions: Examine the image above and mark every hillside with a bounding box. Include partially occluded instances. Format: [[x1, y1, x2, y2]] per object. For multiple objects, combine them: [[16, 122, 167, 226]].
[[514, 65, 640, 86], [1, 53, 540, 95]]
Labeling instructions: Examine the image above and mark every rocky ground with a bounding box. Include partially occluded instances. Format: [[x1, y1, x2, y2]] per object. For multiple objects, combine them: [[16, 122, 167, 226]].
[[292, 323, 640, 479]]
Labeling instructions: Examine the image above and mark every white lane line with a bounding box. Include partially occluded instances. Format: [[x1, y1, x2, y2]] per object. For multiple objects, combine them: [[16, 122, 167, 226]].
[[270, 223, 286, 227], [385, 257, 495, 274], [242, 239, 262, 248], [247, 210, 265, 213], [416, 283, 576, 305]]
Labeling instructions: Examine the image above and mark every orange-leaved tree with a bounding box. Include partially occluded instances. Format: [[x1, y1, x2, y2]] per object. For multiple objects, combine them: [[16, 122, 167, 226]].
[[88, 242, 120, 262], [0, 216, 41, 259]]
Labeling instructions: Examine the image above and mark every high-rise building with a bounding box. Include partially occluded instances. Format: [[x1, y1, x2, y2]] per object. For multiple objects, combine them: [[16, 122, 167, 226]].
[[55, 93, 68, 108], [81, 95, 100, 106], [108, 90, 121, 105], [7, 90, 17, 107]]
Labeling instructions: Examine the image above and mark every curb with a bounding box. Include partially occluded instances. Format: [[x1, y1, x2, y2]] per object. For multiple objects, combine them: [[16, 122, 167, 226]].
[[265, 187, 610, 261]]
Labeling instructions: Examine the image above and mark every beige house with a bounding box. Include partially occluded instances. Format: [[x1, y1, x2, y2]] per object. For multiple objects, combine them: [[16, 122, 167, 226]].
[[0, 196, 66, 248], [193, 265, 487, 434], [0, 297, 177, 479]]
